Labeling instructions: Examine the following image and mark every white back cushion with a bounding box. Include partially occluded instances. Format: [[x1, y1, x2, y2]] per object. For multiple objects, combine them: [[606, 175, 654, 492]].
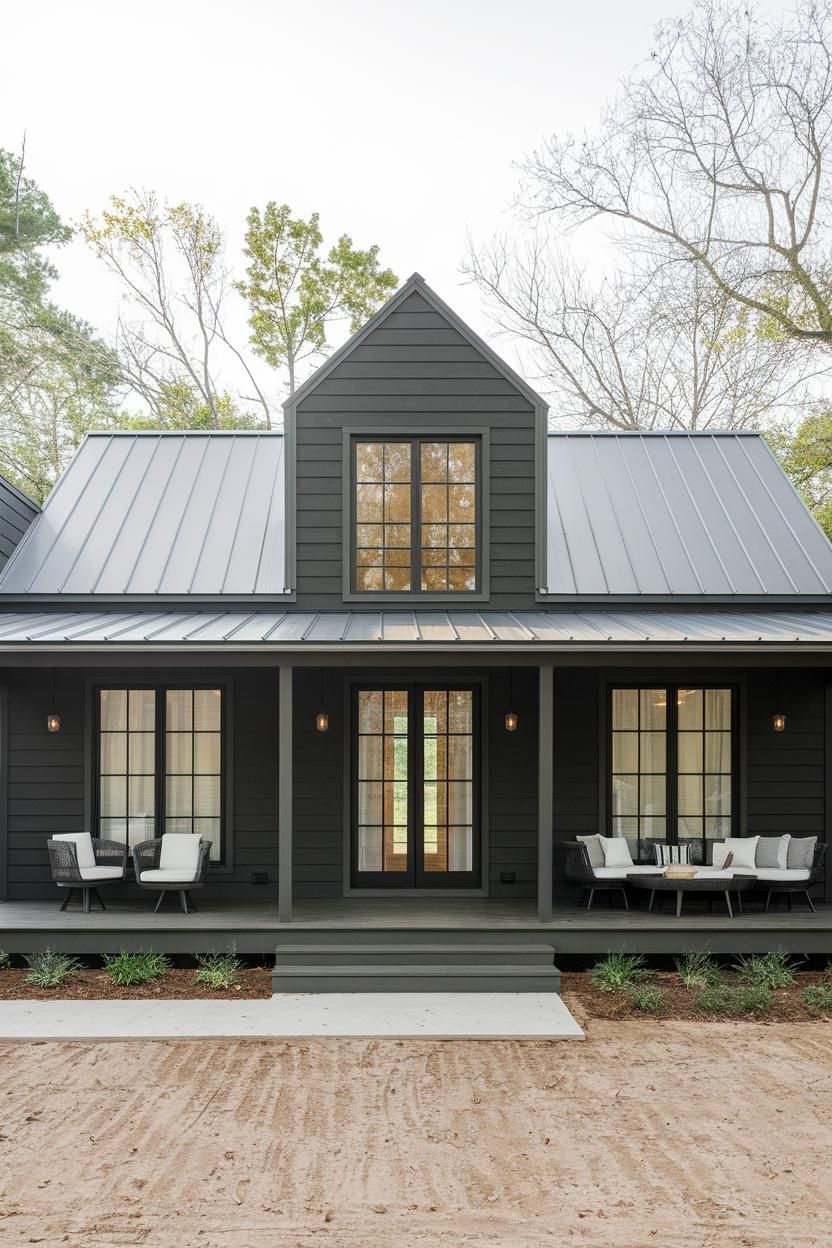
[[159, 834, 201, 876], [713, 837, 759, 870], [54, 832, 95, 871], [598, 835, 634, 868]]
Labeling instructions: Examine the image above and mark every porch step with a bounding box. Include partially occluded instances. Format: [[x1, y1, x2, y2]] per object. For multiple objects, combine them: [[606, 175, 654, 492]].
[[272, 942, 561, 993]]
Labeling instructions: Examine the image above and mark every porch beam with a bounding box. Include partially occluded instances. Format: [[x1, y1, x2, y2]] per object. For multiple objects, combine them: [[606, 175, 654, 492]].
[[537, 662, 554, 923], [278, 664, 293, 923]]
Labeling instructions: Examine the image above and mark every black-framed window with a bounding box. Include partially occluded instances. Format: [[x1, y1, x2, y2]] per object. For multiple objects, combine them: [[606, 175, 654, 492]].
[[96, 686, 225, 862], [352, 438, 479, 593], [609, 685, 735, 859], [352, 683, 480, 888]]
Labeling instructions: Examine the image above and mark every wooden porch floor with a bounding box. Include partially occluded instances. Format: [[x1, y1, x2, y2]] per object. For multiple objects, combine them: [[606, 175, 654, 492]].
[[2, 896, 832, 956]]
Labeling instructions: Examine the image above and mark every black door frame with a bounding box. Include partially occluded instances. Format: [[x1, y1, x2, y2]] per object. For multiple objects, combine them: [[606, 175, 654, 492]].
[[348, 680, 482, 890]]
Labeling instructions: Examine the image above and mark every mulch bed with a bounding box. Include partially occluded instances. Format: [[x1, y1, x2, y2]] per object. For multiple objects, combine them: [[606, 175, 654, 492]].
[[562, 970, 832, 1022], [0, 967, 273, 1000]]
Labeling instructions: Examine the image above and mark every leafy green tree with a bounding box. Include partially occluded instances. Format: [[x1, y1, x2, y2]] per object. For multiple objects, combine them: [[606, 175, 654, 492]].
[[0, 143, 120, 501], [770, 411, 832, 540], [237, 203, 397, 394]]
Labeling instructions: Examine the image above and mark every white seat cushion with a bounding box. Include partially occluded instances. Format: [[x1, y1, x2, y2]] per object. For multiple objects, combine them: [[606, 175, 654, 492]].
[[78, 866, 123, 881], [593, 865, 660, 879], [53, 832, 96, 871], [753, 868, 811, 883], [158, 834, 201, 877], [140, 868, 200, 884], [692, 869, 739, 879]]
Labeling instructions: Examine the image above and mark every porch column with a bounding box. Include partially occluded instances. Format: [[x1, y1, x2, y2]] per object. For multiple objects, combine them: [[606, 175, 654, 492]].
[[537, 662, 554, 923], [278, 664, 293, 923]]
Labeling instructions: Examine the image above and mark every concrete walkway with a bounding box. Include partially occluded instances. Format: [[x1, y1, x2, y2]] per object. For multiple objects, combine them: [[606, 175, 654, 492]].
[[0, 992, 584, 1040]]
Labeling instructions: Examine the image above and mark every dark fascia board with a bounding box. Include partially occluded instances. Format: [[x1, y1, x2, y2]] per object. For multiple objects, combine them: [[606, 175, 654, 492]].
[[546, 430, 764, 438], [535, 592, 832, 607], [0, 593, 296, 609], [283, 272, 550, 414]]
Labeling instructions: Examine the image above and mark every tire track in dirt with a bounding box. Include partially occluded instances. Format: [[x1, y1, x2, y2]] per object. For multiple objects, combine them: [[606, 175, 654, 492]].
[[1, 1026, 831, 1246]]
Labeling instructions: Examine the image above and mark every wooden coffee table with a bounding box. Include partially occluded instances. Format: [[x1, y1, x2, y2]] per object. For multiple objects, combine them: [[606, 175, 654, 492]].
[[627, 872, 754, 918]]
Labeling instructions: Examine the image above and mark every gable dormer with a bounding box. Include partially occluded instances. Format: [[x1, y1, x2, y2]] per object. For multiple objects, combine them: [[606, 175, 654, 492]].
[[283, 274, 549, 610]]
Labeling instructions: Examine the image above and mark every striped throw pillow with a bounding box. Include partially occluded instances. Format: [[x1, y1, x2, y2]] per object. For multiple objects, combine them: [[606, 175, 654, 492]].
[[654, 843, 690, 867]]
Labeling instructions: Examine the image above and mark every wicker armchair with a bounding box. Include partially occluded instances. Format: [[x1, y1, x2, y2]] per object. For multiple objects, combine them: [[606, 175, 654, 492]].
[[762, 843, 827, 913], [132, 835, 211, 914], [47, 834, 127, 913], [563, 841, 629, 911]]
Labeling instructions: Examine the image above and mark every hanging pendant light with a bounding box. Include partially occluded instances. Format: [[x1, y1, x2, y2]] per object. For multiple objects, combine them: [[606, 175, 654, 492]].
[[772, 668, 786, 733], [316, 669, 329, 733], [504, 668, 518, 732], [47, 668, 61, 733]]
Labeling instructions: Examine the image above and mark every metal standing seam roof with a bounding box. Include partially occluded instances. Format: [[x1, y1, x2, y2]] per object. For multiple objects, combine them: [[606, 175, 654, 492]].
[[545, 432, 832, 597], [0, 432, 287, 597], [0, 609, 831, 648]]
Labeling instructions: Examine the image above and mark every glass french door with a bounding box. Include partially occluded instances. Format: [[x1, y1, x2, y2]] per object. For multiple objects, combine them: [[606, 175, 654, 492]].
[[351, 685, 479, 888]]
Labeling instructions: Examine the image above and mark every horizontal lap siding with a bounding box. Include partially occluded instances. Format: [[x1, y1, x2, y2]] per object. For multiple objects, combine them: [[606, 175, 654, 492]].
[[488, 670, 537, 897], [3, 667, 279, 901], [293, 291, 537, 610], [0, 481, 38, 570], [290, 670, 539, 898], [746, 669, 825, 842]]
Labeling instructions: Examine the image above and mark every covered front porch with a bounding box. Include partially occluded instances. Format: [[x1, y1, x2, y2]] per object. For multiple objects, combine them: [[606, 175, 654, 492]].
[[2, 894, 832, 957]]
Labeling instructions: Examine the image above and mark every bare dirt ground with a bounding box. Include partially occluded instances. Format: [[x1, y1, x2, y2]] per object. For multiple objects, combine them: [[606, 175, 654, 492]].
[[1, 1020, 831, 1247]]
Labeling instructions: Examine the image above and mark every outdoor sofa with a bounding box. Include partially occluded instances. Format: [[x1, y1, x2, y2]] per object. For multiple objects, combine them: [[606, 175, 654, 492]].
[[564, 834, 826, 912]]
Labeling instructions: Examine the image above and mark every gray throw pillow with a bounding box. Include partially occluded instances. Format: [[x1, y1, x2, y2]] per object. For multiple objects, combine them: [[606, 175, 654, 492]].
[[787, 837, 817, 870], [756, 836, 789, 869], [577, 834, 604, 869]]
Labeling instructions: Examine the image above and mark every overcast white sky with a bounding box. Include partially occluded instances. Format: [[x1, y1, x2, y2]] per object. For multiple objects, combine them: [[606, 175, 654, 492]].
[[4, 0, 788, 394]]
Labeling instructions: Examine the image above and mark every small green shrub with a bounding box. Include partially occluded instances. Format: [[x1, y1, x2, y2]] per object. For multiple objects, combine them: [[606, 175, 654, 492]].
[[590, 952, 649, 993], [804, 982, 832, 1010], [195, 947, 242, 990], [628, 984, 664, 1012], [103, 950, 170, 986], [675, 950, 721, 990], [25, 949, 82, 988], [695, 984, 735, 1014], [0, 950, 11, 970], [736, 951, 796, 990], [737, 984, 772, 1013]]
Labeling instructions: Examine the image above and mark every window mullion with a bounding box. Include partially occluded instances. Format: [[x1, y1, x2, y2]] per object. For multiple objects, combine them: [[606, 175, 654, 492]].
[[412, 440, 421, 594]]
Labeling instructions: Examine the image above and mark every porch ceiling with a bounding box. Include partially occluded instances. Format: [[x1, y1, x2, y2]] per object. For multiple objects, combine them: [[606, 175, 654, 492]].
[[0, 608, 831, 651]]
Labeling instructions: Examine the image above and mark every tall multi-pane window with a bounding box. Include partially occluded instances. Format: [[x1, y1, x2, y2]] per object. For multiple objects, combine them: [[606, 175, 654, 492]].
[[610, 688, 667, 850], [423, 689, 474, 872], [97, 687, 224, 862], [99, 689, 156, 850], [353, 438, 478, 593], [164, 689, 223, 858], [610, 686, 733, 858], [356, 689, 409, 872]]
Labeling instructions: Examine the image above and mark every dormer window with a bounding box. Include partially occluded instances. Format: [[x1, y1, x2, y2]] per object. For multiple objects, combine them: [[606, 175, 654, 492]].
[[352, 437, 479, 594]]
